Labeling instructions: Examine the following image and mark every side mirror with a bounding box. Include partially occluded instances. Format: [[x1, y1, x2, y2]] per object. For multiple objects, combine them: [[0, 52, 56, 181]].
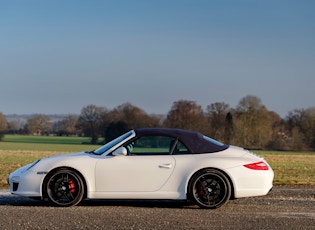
[[112, 147, 127, 156]]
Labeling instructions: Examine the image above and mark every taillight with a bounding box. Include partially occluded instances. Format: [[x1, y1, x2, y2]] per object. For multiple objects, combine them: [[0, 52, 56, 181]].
[[244, 161, 269, 170]]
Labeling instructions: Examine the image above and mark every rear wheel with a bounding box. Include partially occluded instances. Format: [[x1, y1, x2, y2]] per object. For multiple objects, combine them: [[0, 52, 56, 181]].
[[188, 169, 231, 209], [45, 169, 84, 207]]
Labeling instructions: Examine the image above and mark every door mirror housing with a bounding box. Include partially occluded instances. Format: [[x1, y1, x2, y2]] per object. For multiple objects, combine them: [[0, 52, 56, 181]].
[[112, 147, 128, 156]]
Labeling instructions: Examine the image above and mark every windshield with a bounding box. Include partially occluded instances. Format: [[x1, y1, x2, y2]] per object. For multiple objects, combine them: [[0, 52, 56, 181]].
[[93, 131, 134, 155], [203, 135, 225, 147]]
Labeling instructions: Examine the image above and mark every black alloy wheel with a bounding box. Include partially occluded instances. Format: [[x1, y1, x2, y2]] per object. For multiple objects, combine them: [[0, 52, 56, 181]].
[[46, 169, 84, 207], [189, 169, 231, 209]]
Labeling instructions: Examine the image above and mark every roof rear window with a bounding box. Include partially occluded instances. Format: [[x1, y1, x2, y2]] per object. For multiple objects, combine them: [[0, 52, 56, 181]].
[[203, 136, 225, 147]]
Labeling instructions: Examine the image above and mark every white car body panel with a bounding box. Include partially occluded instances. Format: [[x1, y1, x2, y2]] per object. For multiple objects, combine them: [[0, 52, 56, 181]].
[[95, 155, 176, 192], [9, 147, 273, 199], [8, 128, 274, 208]]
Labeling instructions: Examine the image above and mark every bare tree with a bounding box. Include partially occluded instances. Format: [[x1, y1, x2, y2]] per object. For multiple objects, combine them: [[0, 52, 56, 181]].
[[7, 121, 19, 134], [206, 102, 230, 141], [103, 103, 161, 142], [54, 115, 78, 136], [266, 111, 289, 150], [77, 105, 107, 144], [233, 95, 272, 149], [306, 107, 315, 149], [25, 114, 51, 135], [290, 127, 305, 151], [109, 103, 161, 129], [0, 112, 8, 141], [105, 121, 130, 142], [164, 100, 206, 132], [237, 95, 263, 113], [286, 107, 315, 150]]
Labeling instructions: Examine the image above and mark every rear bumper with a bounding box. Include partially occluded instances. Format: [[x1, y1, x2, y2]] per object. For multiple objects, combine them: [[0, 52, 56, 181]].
[[228, 166, 274, 198]]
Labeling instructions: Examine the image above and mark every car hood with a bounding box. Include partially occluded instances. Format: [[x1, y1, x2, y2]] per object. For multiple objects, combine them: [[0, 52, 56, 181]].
[[45, 151, 88, 160], [38, 151, 102, 164], [31, 151, 101, 172]]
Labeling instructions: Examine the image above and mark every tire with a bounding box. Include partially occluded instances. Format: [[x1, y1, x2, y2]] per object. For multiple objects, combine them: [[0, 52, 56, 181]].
[[45, 169, 84, 207], [188, 169, 231, 209]]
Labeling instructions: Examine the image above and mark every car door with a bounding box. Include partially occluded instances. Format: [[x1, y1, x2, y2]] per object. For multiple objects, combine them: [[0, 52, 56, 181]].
[[95, 135, 176, 192]]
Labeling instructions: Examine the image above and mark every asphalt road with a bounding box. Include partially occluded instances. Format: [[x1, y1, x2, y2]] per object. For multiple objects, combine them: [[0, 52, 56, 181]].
[[0, 185, 314, 230]]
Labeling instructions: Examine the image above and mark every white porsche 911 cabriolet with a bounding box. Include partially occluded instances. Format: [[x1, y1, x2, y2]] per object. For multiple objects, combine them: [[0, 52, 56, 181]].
[[8, 128, 274, 209]]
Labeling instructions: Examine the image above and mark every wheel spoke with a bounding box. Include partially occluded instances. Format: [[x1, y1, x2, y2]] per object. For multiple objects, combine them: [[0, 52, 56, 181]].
[[46, 170, 84, 206], [66, 190, 75, 200], [191, 171, 230, 209]]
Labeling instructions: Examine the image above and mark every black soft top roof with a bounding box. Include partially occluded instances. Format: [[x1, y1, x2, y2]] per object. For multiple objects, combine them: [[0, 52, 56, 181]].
[[134, 128, 228, 153]]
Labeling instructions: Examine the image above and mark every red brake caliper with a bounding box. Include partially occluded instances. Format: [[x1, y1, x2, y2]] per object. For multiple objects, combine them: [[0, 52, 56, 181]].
[[68, 178, 76, 194], [197, 183, 204, 196]]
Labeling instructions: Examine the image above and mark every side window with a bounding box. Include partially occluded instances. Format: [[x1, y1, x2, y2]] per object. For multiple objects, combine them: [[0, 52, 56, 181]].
[[124, 135, 190, 155], [125, 135, 176, 155], [171, 140, 190, 155]]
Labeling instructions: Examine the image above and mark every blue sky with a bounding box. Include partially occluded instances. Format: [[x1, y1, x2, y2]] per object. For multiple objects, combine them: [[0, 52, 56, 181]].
[[1, 0, 314, 118]]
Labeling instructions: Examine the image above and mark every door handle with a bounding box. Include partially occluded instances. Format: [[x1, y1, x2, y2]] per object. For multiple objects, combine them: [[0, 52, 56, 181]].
[[159, 164, 172, 169]]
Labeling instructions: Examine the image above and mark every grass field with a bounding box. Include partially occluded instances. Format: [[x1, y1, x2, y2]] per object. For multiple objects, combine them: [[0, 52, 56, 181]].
[[255, 152, 315, 185], [2, 135, 91, 144], [0, 135, 314, 188]]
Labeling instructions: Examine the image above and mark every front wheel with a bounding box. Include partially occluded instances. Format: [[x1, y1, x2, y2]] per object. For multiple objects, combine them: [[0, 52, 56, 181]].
[[188, 169, 231, 209], [45, 169, 84, 207]]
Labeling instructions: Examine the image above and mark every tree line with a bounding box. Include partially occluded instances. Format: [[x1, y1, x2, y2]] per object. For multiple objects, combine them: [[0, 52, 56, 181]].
[[0, 95, 314, 151]]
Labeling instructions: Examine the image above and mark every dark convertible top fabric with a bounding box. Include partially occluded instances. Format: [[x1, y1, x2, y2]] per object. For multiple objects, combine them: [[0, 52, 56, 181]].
[[134, 128, 228, 154]]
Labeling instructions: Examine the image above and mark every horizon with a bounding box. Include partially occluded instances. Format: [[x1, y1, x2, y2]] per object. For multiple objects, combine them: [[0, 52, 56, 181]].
[[4, 96, 312, 120]]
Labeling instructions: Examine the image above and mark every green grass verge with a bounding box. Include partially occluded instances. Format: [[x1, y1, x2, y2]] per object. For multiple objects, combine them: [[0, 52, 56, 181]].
[[2, 135, 92, 145], [0, 142, 99, 152], [0, 135, 101, 152], [254, 150, 315, 156], [255, 151, 315, 185]]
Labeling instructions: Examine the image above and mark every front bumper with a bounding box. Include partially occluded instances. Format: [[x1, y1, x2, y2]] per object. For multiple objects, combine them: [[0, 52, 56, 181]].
[[8, 168, 46, 198]]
